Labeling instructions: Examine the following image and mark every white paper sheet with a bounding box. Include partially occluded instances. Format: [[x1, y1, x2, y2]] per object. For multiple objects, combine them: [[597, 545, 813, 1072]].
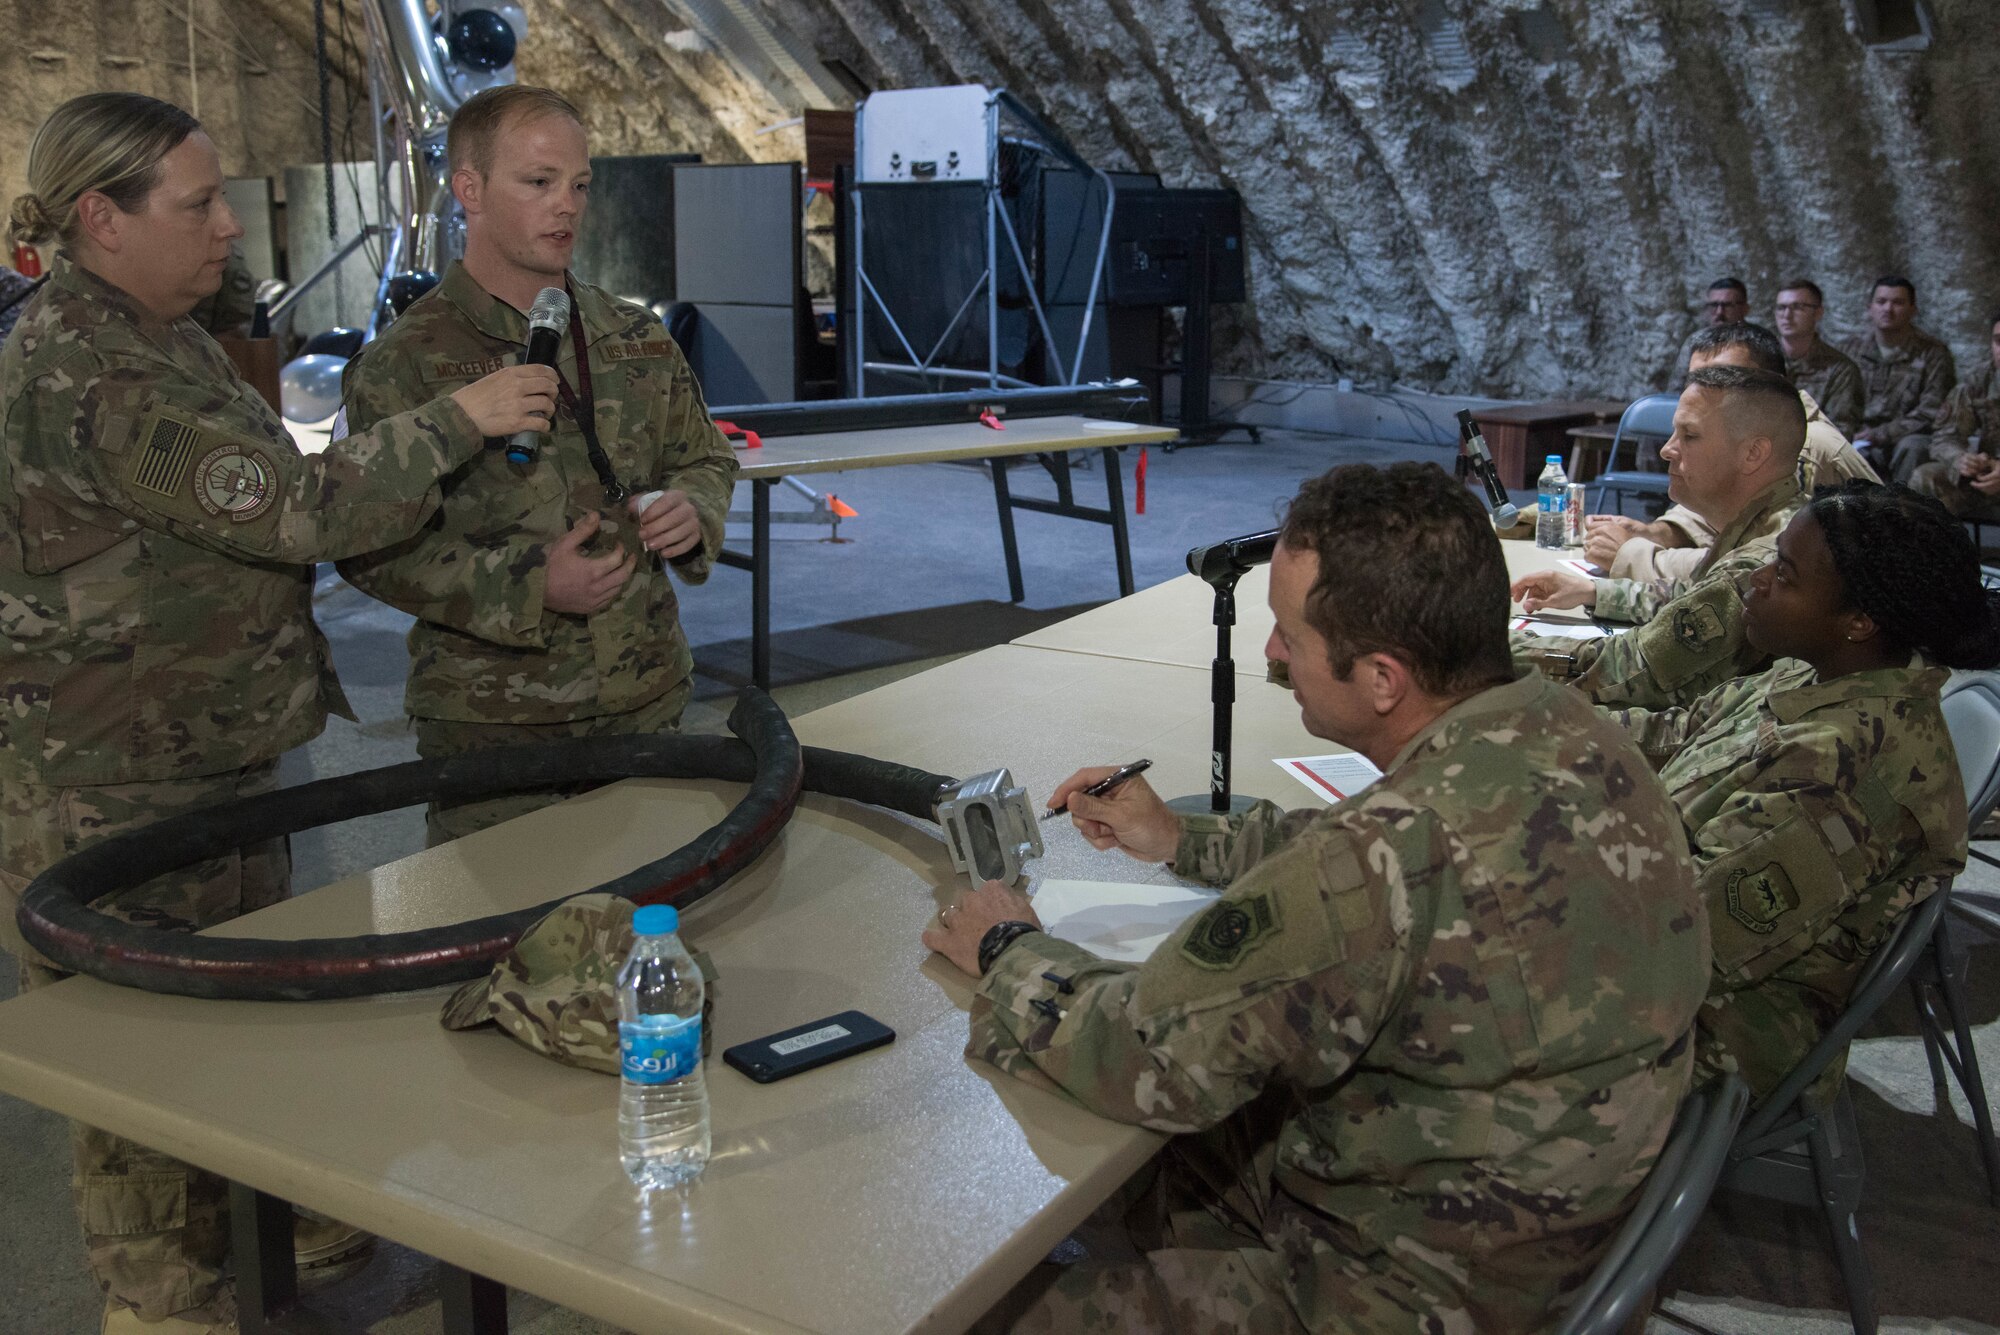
[[1273, 753, 1383, 803], [1511, 616, 1608, 641], [1031, 879, 1217, 963]]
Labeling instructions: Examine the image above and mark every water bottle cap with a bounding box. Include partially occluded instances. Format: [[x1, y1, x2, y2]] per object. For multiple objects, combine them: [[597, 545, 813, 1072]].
[[1546, 454, 1562, 463], [633, 905, 678, 936]]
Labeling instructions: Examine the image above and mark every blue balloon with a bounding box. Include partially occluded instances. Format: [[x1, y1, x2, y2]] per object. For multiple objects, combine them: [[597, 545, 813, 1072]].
[[280, 353, 348, 424]]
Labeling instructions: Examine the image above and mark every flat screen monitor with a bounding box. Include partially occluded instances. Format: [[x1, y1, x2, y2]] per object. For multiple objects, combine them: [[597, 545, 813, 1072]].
[[1106, 188, 1244, 308]]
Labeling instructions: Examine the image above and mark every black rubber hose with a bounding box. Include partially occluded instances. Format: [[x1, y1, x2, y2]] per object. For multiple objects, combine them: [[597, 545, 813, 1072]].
[[16, 692, 955, 1002]]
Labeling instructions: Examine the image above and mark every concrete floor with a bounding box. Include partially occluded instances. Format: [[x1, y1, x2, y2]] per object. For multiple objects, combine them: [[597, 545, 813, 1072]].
[[4, 430, 1999, 1333]]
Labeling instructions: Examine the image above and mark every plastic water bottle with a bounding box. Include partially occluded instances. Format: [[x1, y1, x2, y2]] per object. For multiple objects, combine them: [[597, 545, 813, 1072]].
[[617, 904, 710, 1189], [1536, 455, 1569, 549]]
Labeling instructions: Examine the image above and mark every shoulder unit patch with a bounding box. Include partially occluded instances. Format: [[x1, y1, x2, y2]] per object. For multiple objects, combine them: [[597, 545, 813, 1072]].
[[1181, 893, 1281, 970], [192, 445, 278, 523], [1725, 861, 1798, 934], [1671, 602, 1727, 654]]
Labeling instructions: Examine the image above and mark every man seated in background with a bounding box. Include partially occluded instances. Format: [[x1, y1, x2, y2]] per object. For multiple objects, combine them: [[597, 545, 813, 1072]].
[[1911, 309, 2000, 527], [0, 260, 38, 347], [1773, 278, 1863, 437], [1513, 366, 1804, 709], [1587, 322, 1875, 583], [1843, 275, 1956, 482], [930, 462, 1707, 1335], [1669, 276, 1751, 387]]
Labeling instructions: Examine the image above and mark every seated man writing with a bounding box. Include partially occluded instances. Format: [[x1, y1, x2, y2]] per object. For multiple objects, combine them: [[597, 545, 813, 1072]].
[[929, 463, 1708, 1335], [1513, 365, 1803, 709], [1606, 483, 1990, 1099], [1911, 309, 2000, 526], [1586, 321, 1876, 584]]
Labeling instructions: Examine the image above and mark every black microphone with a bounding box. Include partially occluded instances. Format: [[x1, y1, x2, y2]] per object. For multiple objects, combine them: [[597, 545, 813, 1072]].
[[506, 286, 569, 463], [1455, 410, 1520, 528], [1187, 528, 1281, 587]]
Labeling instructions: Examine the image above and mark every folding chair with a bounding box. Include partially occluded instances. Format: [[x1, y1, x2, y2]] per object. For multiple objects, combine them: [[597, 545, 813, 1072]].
[[1554, 1075, 1751, 1335], [1590, 393, 1679, 516], [1907, 670, 2000, 1206], [1721, 879, 1955, 1335]]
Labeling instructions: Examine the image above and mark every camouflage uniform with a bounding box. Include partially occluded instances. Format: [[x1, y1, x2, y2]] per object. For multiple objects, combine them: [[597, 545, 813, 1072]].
[[1609, 395, 1872, 584], [1519, 475, 1800, 710], [1608, 659, 1965, 1102], [969, 674, 1709, 1334], [1786, 336, 1864, 440], [337, 262, 738, 843], [1910, 366, 2000, 521], [1840, 329, 1957, 482], [0, 255, 487, 1321]]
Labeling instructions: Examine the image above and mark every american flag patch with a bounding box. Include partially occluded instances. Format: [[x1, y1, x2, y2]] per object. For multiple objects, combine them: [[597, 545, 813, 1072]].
[[129, 414, 202, 497]]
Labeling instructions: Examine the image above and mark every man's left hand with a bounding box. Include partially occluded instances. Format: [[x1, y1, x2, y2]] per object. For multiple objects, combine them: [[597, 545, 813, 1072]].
[[631, 489, 703, 559], [922, 879, 1041, 977]]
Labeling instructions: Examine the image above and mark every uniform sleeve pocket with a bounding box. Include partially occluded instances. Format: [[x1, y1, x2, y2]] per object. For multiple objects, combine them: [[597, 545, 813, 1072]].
[[1705, 809, 1848, 985]]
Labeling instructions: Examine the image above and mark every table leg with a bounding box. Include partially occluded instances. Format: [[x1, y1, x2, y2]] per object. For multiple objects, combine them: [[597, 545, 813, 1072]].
[[1100, 447, 1135, 597], [439, 1263, 510, 1334], [230, 1181, 297, 1334], [752, 479, 772, 689], [990, 458, 1027, 603]]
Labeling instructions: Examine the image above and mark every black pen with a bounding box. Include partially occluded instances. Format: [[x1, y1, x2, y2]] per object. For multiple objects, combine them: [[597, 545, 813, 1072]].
[[1043, 759, 1153, 820]]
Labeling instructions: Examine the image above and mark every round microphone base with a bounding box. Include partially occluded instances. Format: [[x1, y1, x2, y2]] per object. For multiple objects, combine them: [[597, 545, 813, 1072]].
[[1166, 792, 1261, 818]]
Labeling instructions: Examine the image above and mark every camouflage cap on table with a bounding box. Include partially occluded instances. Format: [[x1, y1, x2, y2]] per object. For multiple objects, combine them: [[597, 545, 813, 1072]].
[[441, 894, 714, 1075]]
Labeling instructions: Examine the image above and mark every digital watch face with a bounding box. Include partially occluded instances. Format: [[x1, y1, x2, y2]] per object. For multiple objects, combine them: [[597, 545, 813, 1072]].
[[193, 446, 276, 522]]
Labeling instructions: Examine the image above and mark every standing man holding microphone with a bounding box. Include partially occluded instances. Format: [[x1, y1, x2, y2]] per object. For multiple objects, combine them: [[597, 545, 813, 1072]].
[[338, 85, 739, 843]]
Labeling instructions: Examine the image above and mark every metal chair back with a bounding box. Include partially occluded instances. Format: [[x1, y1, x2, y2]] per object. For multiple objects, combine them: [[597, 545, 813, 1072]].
[[1734, 878, 1952, 1148], [1591, 393, 1679, 512], [1941, 671, 2000, 829], [1554, 1074, 1752, 1335]]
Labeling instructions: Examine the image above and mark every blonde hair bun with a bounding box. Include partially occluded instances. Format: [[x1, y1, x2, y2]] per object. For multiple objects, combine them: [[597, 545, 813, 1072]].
[[8, 192, 56, 246]]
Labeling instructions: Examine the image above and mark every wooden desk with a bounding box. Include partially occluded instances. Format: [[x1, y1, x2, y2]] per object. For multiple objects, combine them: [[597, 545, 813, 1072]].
[[1471, 399, 1629, 489], [724, 415, 1176, 688], [0, 645, 1319, 1335]]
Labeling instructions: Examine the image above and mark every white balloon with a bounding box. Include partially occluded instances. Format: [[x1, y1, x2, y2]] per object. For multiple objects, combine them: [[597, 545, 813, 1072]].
[[280, 353, 348, 424]]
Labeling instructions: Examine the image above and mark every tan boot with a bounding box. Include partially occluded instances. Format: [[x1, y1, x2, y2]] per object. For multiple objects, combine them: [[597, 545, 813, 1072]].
[[292, 1210, 376, 1292], [102, 1289, 238, 1334]]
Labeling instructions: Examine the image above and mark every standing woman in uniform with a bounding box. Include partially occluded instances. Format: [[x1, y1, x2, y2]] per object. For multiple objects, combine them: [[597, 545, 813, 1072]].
[[0, 93, 555, 1333]]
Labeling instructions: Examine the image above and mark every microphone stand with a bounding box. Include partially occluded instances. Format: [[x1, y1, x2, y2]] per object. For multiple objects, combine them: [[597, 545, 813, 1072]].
[[1168, 532, 1279, 819]]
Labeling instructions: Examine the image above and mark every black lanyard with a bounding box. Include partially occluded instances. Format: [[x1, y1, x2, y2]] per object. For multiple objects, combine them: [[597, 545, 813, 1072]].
[[555, 291, 628, 503]]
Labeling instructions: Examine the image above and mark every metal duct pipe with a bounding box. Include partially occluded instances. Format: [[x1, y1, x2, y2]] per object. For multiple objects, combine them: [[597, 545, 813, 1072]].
[[359, 0, 462, 276]]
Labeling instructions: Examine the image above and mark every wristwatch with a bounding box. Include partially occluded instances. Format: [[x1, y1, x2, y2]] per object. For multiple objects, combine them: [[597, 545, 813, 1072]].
[[978, 920, 1041, 975]]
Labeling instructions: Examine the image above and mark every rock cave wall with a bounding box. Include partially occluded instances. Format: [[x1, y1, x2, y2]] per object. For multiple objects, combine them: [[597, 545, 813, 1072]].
[[9, 0, 1998, 398]]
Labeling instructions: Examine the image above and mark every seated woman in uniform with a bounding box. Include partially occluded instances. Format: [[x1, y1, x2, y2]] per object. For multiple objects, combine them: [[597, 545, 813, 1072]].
[[1607, 481, 1999, 1099]]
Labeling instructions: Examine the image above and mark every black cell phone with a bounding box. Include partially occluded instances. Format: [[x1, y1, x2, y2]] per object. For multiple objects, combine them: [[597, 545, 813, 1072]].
[[722, 1010, 895, 1083]]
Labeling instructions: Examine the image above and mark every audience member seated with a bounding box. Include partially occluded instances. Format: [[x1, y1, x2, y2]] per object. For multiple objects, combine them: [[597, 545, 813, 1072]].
[[0, 262, 37, 346], [1842, 275, 1957, 483], [1588, 322, 1876, 584], [1670, 275, 1751, 388], [1607, 482, 1994, 1100], [931, 463, 1707, 1335], [1773, 278, 1864, 437], [1512, 366, 1804, 709], [1911, 309, 2000, 528]]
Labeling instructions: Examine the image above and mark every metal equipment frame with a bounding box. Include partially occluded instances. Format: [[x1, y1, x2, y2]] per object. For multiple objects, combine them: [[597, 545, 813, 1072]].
[[848, 91, 1113, 398]]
